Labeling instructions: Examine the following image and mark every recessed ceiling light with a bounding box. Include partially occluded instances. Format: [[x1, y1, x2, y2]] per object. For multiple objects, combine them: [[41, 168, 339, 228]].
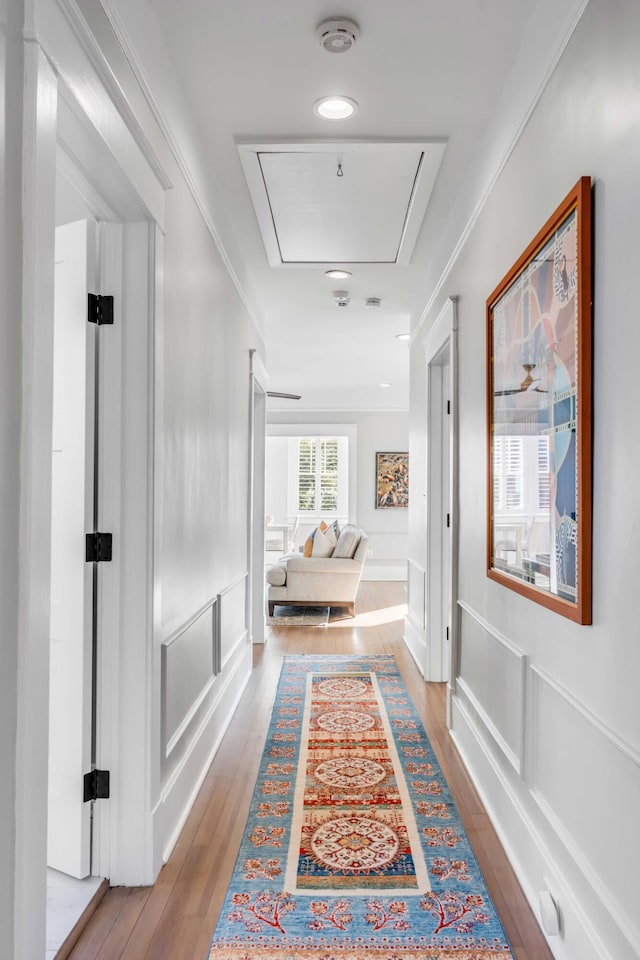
[[325, 269, 352, 279], [313, 96, 359, 121], [380, 382, 392, 388], [395, 333, 410, 341]]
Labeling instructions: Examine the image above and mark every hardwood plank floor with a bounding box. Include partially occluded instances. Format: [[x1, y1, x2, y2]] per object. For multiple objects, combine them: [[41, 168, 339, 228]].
[[67, 582, 552, 960]]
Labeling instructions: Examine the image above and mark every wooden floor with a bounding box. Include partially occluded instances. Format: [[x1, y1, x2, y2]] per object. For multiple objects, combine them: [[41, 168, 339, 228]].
[[67, 582, 552, 959]]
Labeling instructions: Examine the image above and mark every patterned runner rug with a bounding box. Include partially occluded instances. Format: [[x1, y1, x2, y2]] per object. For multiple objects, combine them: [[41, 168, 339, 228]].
[[207, 655, 515, 959]]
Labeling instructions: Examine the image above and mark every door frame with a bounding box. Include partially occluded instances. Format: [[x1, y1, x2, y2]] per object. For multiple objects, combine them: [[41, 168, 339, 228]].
[[423, 297, 459, 702], [18, 6, 165, 953], [248, 349, 268, 644]]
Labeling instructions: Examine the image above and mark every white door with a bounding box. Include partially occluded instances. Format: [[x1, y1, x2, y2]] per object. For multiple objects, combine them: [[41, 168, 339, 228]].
[[48, 219, 97, 878]]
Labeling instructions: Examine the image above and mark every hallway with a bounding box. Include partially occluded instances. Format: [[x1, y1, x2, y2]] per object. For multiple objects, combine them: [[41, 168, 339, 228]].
[[65, 583, 552, 960]]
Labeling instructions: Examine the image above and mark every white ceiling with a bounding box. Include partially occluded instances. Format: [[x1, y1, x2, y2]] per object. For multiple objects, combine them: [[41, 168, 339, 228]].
[[144, 0, 573, 411]]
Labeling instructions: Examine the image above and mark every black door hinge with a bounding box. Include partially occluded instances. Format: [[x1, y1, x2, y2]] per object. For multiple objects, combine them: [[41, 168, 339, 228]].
[[86, 532, 113, 562], [88, 293, 114, 326], [446, 513, 451, 528], [83, 769, 110, 803], [446, 626, 449, 640], [447, 400, 451, 415]]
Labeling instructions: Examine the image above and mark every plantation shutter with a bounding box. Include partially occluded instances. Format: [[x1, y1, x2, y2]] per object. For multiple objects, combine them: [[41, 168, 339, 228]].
[[320, 439, 339, 511], [298, 439, 316, 511]]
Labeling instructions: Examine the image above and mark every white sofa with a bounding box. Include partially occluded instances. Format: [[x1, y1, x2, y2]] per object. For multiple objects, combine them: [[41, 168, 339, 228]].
[[266, 525, 368, 618]]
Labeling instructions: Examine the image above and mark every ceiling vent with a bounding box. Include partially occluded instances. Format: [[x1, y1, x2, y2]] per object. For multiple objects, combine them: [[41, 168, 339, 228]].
[[333, 290, 350, 307], [365, 297, 382, 309], [316, 18, 359, 53]]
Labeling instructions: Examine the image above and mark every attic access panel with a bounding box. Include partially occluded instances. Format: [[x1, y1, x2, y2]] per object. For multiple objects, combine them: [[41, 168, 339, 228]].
[[238, 141, 446, 266]]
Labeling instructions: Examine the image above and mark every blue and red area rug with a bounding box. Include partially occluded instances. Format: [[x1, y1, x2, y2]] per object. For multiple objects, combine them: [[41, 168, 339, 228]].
[[208, 655, 515, 959]]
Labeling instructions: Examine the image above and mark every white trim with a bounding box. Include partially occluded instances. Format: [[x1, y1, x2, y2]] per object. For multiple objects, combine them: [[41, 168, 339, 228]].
[[423, 297, 459, 683], [457, 599, 527, 660], [98, 0, 266, 342], [29, 0, 166, 227], [456, 599, 528, 775], [530, 665, 640, 768], [156, 643, 252, 863], [456, 677, 522, 775], [249, 350, 268, 644], [450, 696, 614, 960], [16, 42, 59, 960], [54, 0, 173, 190], [411, 0, 589, 346], [237, 138, 446, 268], [161, 594, 217, 648], [531, 786, 640, 957]]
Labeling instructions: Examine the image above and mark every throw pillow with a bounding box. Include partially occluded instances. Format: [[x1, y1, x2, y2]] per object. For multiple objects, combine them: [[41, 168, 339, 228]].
[[311, 527, 336, 558], [333, 525, 361, 559], [303, 529, 316, 557]]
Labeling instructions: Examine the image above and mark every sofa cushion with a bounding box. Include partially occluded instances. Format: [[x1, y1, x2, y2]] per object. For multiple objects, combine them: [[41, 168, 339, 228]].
[[333, 524, 361, 559], [266, 563, 287, 586]]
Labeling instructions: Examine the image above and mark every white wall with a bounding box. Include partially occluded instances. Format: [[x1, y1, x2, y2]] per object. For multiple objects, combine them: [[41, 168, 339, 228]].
[[269, 410, 409, 579], [409, 2, 640, 958], [265, 436, 289, 524], [0, 0, 24, 951]]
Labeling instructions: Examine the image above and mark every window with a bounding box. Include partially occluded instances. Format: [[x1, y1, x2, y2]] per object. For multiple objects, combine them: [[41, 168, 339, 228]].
[[294, 436, 347, 516]]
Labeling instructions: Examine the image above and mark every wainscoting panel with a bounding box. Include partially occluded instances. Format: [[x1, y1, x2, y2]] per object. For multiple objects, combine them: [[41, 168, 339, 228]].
[[162, 600, 216, 756], [457, 601, 527, 773], [530, 666, 640, 953], [218, 572, 248, 669]]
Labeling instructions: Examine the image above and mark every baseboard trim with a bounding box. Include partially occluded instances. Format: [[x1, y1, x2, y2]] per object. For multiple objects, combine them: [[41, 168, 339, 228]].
[[155, 642, 252, 864], [450, 693, 620, 960], [403, 616, 425, 678]]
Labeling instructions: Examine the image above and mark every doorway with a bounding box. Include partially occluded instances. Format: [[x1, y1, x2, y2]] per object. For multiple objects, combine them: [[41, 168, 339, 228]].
[[424, 297, 458, 685], [47, 217, 109, 952]]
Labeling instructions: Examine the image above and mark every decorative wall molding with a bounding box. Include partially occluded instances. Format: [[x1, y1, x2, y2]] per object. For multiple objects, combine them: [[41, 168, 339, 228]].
[[155, 641, 252, 863], [529, 665, 640, 955], [450, 694, 617, 960], [530, 664, 640, 767], [457, 600, 528, 775], [456, 676, 522, 775]]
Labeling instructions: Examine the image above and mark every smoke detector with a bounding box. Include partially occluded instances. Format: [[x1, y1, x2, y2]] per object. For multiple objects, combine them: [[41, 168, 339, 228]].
[[316, 18, 359, 53], [333, 290, 350, 307], [365, 297, 382, 309]]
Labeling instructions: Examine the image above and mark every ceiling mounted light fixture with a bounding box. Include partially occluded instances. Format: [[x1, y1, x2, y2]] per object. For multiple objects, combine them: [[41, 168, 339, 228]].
[[325, 269, 352, 279], [380, 382, 392, 388], [395, 333, 410, 341], [365, 297, 382, 309], [313, 96, 358, 121], [316, 18, 359, 53]]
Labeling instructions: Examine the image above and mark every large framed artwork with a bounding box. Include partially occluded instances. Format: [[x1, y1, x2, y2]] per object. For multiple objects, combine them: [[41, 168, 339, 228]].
[[486, 177, 592, 624], [375, 452, 409, 509]]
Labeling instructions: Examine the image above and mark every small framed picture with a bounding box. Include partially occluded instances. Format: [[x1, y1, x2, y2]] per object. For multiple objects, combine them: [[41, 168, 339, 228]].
[[375, 452, 409, 509]]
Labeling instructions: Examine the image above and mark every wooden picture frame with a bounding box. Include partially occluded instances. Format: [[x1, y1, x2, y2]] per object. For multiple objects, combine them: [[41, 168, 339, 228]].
[[375, 452, 409, 509], [486, 177, 592, 624]]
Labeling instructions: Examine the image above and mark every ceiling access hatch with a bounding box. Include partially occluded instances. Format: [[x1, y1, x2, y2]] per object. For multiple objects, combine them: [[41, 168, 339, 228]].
[[238, 140, 446, 266]]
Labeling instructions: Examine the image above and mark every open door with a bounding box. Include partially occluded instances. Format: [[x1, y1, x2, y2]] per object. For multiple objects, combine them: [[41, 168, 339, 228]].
[[48, 219, 97, 878]]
